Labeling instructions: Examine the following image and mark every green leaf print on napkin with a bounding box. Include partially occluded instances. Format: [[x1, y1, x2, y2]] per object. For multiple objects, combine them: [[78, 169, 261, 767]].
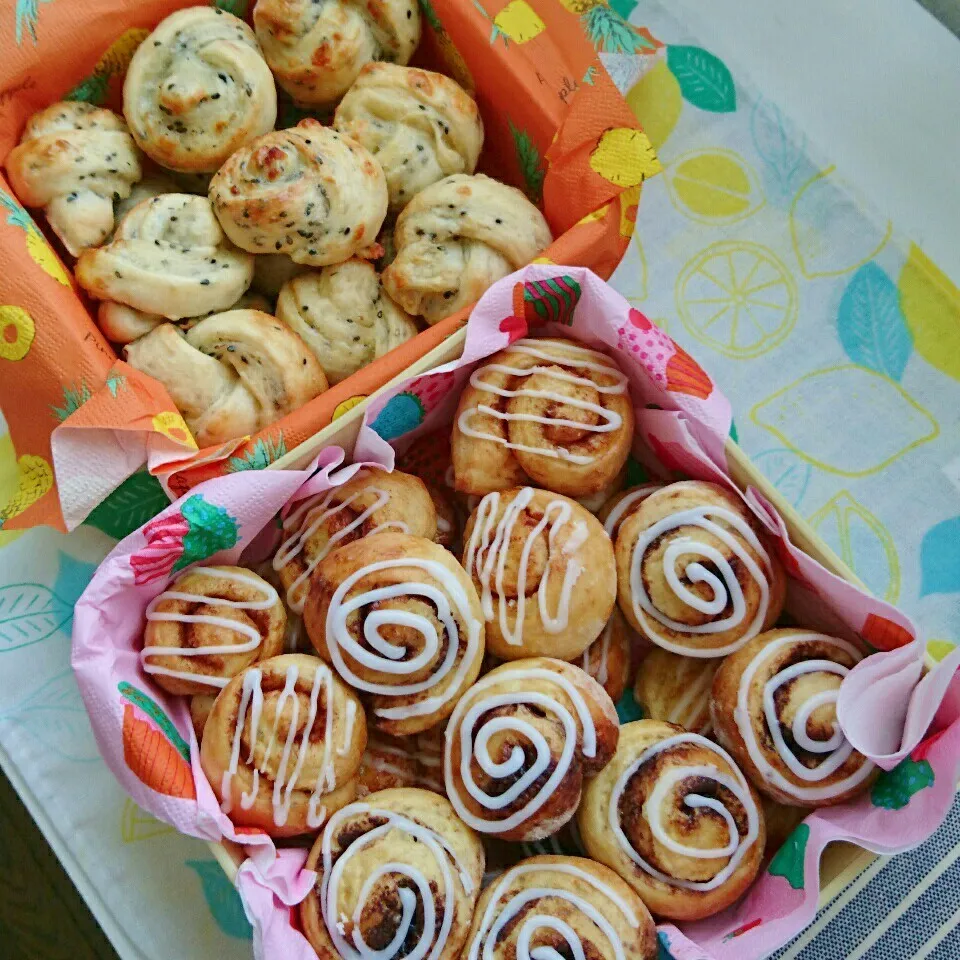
[[871, 757, 935, 810], [186, 861, 253, 940], [509, 120, 546, 205], [667, 46, 737, 113], [87, 472, 170, 540], [174, 495, 240, 571], [14, 0, 54, 46], [768, 822, 810, 890], [227, 433, 287, 472]]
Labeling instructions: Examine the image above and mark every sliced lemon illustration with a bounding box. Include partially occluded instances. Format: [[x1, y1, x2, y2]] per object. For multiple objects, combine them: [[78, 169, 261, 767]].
[[665, 149, 764, 224], [0, 305, 36, 362], [675, 240, 797, 359], [590, 127, 662, 188], [626, 59, 681, 150], [120, 797, 176, 844]]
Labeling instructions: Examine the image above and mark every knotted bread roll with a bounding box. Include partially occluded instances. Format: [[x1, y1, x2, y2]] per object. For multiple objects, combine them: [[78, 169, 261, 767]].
[[276, 259, 418, 383], [76, 194, 254, 322], [124, 308, 327, 446], [254, 0, 420, 107], [334, 63, 483, 213], [123, 7, 277, 173], [210, 120, 387, 266], [382, 174, 552, 324], [5, 101, 143, 256]]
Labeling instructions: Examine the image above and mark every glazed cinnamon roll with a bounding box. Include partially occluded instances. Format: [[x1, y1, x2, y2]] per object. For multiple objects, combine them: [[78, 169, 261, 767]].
[[123, 7, 277, 172], [466, 855, 658, 960], [189, 693, 217, 741], [444, 657, 619, 841], [427, 482, 461, 552], [580, 607, 633, 704], [209, 120, 387, 266], [355, 733, 422, 797], [615, 482, 786, 658], [598, 483, 664, 540], [710, 629, 876, 807], [272, 468, 437, 615], [141, 565, 286, 696], [200, 653, 366, 836], [304, 533, 485, 735], [5, 101, 143, 256], [301, 788, 484, 960], [633, 648, 719, 736], [463, 487, 616, 661], [578, 720, 765, 921], [452, 338, 634, 498], [413, 725, 446, 794]]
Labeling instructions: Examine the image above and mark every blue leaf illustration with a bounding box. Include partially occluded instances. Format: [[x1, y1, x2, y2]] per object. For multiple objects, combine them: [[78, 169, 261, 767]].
[[837, 263, 913, 380], [52, 551, 99, 607], [751, 97, 808, 199], [920, 517, 960, 597], [187, 860, 253, 940], [752, 449, 812, 507], [666, 45, 737, 113], [657, 931, 677, 960], [0, 583, 71, 652]]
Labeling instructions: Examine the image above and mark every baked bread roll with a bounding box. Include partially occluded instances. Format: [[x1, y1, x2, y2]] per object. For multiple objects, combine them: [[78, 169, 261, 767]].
[[110, 172, 179, 236], [382, 174, 552, 324], [633, 648, 719, 735], [304, 532, 485, 735], [76, 194, 254, 322], [124, 308, 327, 446], [580, 607, 633, 704], [5, 101, 143, 256], [141, 565, 286, 695], [355, 733, 422, 797], [273, 467, 437, 614], [255, 0, 420, 107], [301, 788, 483, 960], [466, 855, 658, 960], [578, 720, 765, 921], [276, 259, 417, 384], [200, 654, 366, 836], [444, 657, 619, 841], [463, 487, 616, 661], [252, 252, 309, 298], [209, 120, 387, 266], [189, 693, 217, 741], [615, 481, 786, 657], [711, 629, 877, 807], [598, 483, 664, 540], [123, 7, 276, 173], [334, 63, 483, 213], [453, 338, 634, 498], [427, 482, 460, 552]]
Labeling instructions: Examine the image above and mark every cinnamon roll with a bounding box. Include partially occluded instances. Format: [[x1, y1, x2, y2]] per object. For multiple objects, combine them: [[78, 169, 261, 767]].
[[189, 693, 217, 741], [427, 482, 461, 553], [632, 649, 719, 736], [598, 483, 664, 540], [578, 720, 765, 921], [466, 855, 658, 960], [272, 468, 437, 615], [355, 733, 422, 797], [580, 607, 633, 704], [452, 338, 634, 498], [304, 533, 485, 735], [462, 487, 616, 661], [444, 657, 619, 841], [301, 788, 483, 960], [334, 63, 483, 213], [710, 628, 877, 807], [200, 653, 366, 836], [615, 482, 786, 658], [123, 7, 277, 173], [5, 101, 143, 256], [209, 120, 387, 266], [141, 565, 286, 696]]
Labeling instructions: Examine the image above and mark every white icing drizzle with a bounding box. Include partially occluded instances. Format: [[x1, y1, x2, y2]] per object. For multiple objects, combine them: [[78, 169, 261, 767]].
[[444, 667, 598, 834], [219, 663, 342, 829], [735, 632, 875, 801], [582, 618, 615, 686], [465, 488, 585, 647], [320, 802, 474, 960], [628, 502, 773, 657], [141, 567, 279, 689], [602, 484, 663, 538], [608, 732, 760, 892], [458, 339, 629, 465], [325, 558, 482, 721], [467, 862, 639, 960], [436, 514, 453, 535]]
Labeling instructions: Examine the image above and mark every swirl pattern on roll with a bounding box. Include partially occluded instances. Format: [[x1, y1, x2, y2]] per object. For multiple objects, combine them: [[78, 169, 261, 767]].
[[304, 532, 484, 735], [633, 648, 718, 736], [444, 657, 619, 841], [301, 788, 483, 960], [452, 338, 634, 498], [5, 101, 143, 256], [123, 7, 277, 173], [382, 174, 552, 325], [209, 120, 387, 266], [581, 607, 633, 704], [711, 628, 876, 806], [614, 481, 785, 658], [334, 63, 483, 213]]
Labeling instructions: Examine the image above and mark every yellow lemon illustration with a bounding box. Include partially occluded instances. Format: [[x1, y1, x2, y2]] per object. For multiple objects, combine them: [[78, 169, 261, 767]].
[[96, 28, 150, 77], [531, 256, 555, 265], [618, 183, 641, 238], [926, 640, 957, 665], [577, 203, 610, 226], [590, 127, 661, 188], [120, 798, 175, 843], [675, 241, 797, 359], [26, 229, 70, 286], [333, 395, 368, 421], [665, 149, 764, 224], [809, 491, 900, 602], [493, 0, 545, 43], [0, 452, 53, 527], [751, 365, 939, 476], [790, 166, 892, 279], [151, 411, 197, 448], [0, 434, 24, 546], [626, 59, 682, 149], [0, 305, 35, 362], [900, 244, 960, 383]]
